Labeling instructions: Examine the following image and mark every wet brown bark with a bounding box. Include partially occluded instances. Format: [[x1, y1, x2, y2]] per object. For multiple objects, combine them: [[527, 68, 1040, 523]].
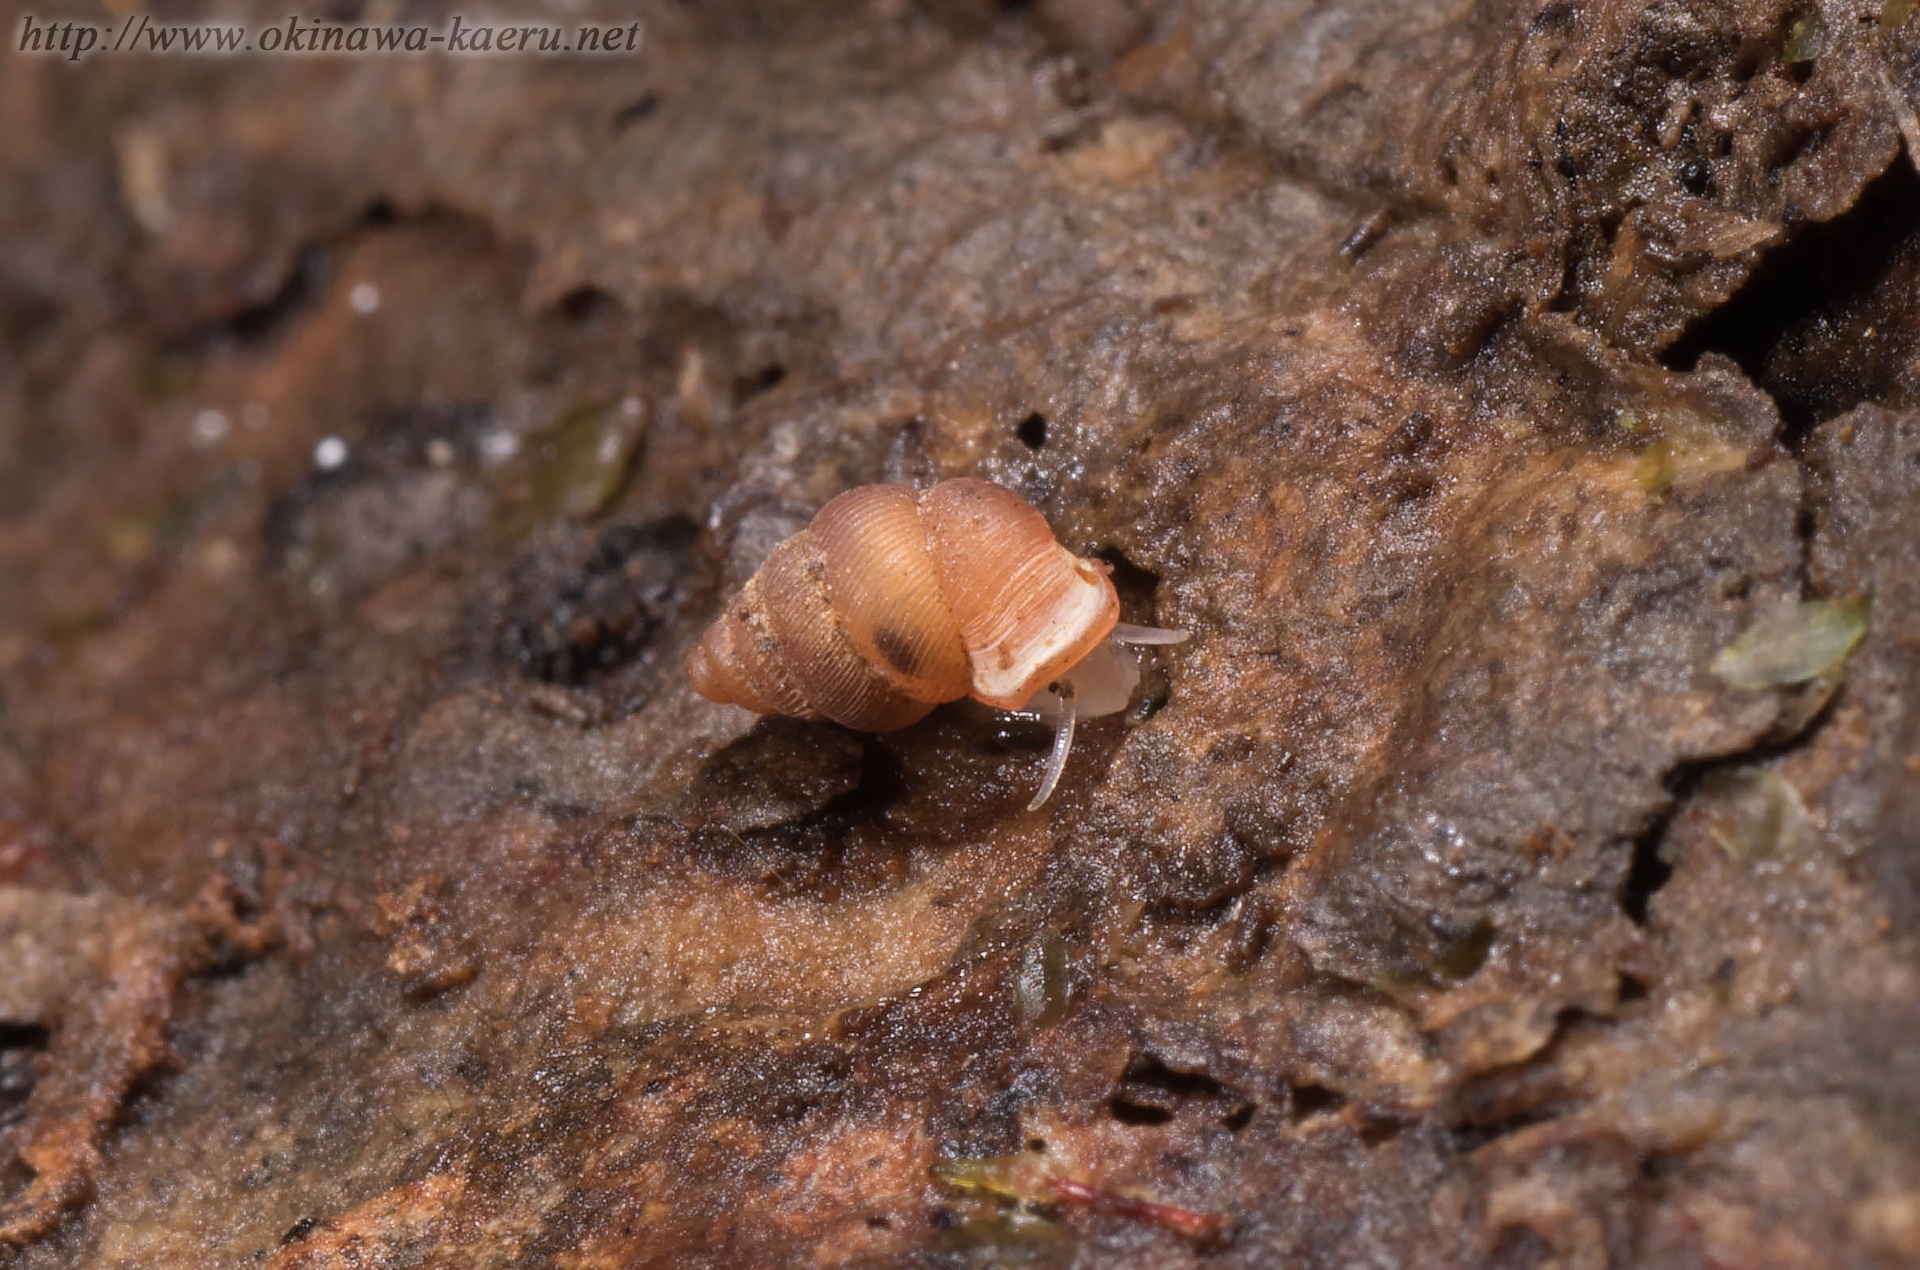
[[2, 0, 1918, 1265]]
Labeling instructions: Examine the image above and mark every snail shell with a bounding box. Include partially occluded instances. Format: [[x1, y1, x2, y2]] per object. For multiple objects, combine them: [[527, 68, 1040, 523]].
[[686, 479, 1119, 730]]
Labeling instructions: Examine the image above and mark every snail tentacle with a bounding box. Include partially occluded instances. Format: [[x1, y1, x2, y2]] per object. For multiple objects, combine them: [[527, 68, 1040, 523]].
[[1110, 622, 1190, 646], [1027, 684, 1078, 812]]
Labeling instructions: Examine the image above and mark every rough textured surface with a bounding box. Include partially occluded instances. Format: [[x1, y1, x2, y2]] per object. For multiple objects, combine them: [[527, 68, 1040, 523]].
[[2, 0, 1918, 1265]]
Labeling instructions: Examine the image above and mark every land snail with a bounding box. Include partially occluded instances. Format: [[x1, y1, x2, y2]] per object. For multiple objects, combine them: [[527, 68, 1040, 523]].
[[686, 479, 1188, 810]]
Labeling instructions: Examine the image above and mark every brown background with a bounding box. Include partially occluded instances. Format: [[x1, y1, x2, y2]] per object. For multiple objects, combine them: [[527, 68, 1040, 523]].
[[2, 0, 1918, 1264]]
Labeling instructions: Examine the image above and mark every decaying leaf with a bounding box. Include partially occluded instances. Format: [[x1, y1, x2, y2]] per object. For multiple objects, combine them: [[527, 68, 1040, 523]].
[[1011, 931, 1080, 1033], [933, 1152, 1229, 1243], [1634, 439, 1677, 498], [1784, 10, 1828, 63], [1712, 596, 1872, 689], [1703, 768, 1813, 861], [932, 1152, 1062, 1205], [500, 399, 645, 536]]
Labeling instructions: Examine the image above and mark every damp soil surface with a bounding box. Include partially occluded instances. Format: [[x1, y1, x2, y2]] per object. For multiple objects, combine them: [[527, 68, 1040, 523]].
[[3, 1, 1919, 1266]]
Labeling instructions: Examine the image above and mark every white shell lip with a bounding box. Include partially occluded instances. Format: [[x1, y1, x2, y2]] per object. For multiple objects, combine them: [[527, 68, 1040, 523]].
[[966, 557, 1116, 709]]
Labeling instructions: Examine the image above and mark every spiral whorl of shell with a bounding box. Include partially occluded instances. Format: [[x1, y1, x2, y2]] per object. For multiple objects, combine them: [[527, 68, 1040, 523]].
[[686, 479, 1120, 729]]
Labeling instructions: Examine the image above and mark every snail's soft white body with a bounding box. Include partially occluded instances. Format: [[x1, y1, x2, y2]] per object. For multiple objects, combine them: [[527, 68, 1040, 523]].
[[687, 479, 1184, 808]]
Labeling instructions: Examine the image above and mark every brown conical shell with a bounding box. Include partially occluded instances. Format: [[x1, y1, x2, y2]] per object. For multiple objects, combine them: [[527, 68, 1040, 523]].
[[756, 532, 937, 731], [714, 584, 821, 721], [812, 485, 971, 703], [685, 621, 764, 712], [685, 478, 1119, 728]]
